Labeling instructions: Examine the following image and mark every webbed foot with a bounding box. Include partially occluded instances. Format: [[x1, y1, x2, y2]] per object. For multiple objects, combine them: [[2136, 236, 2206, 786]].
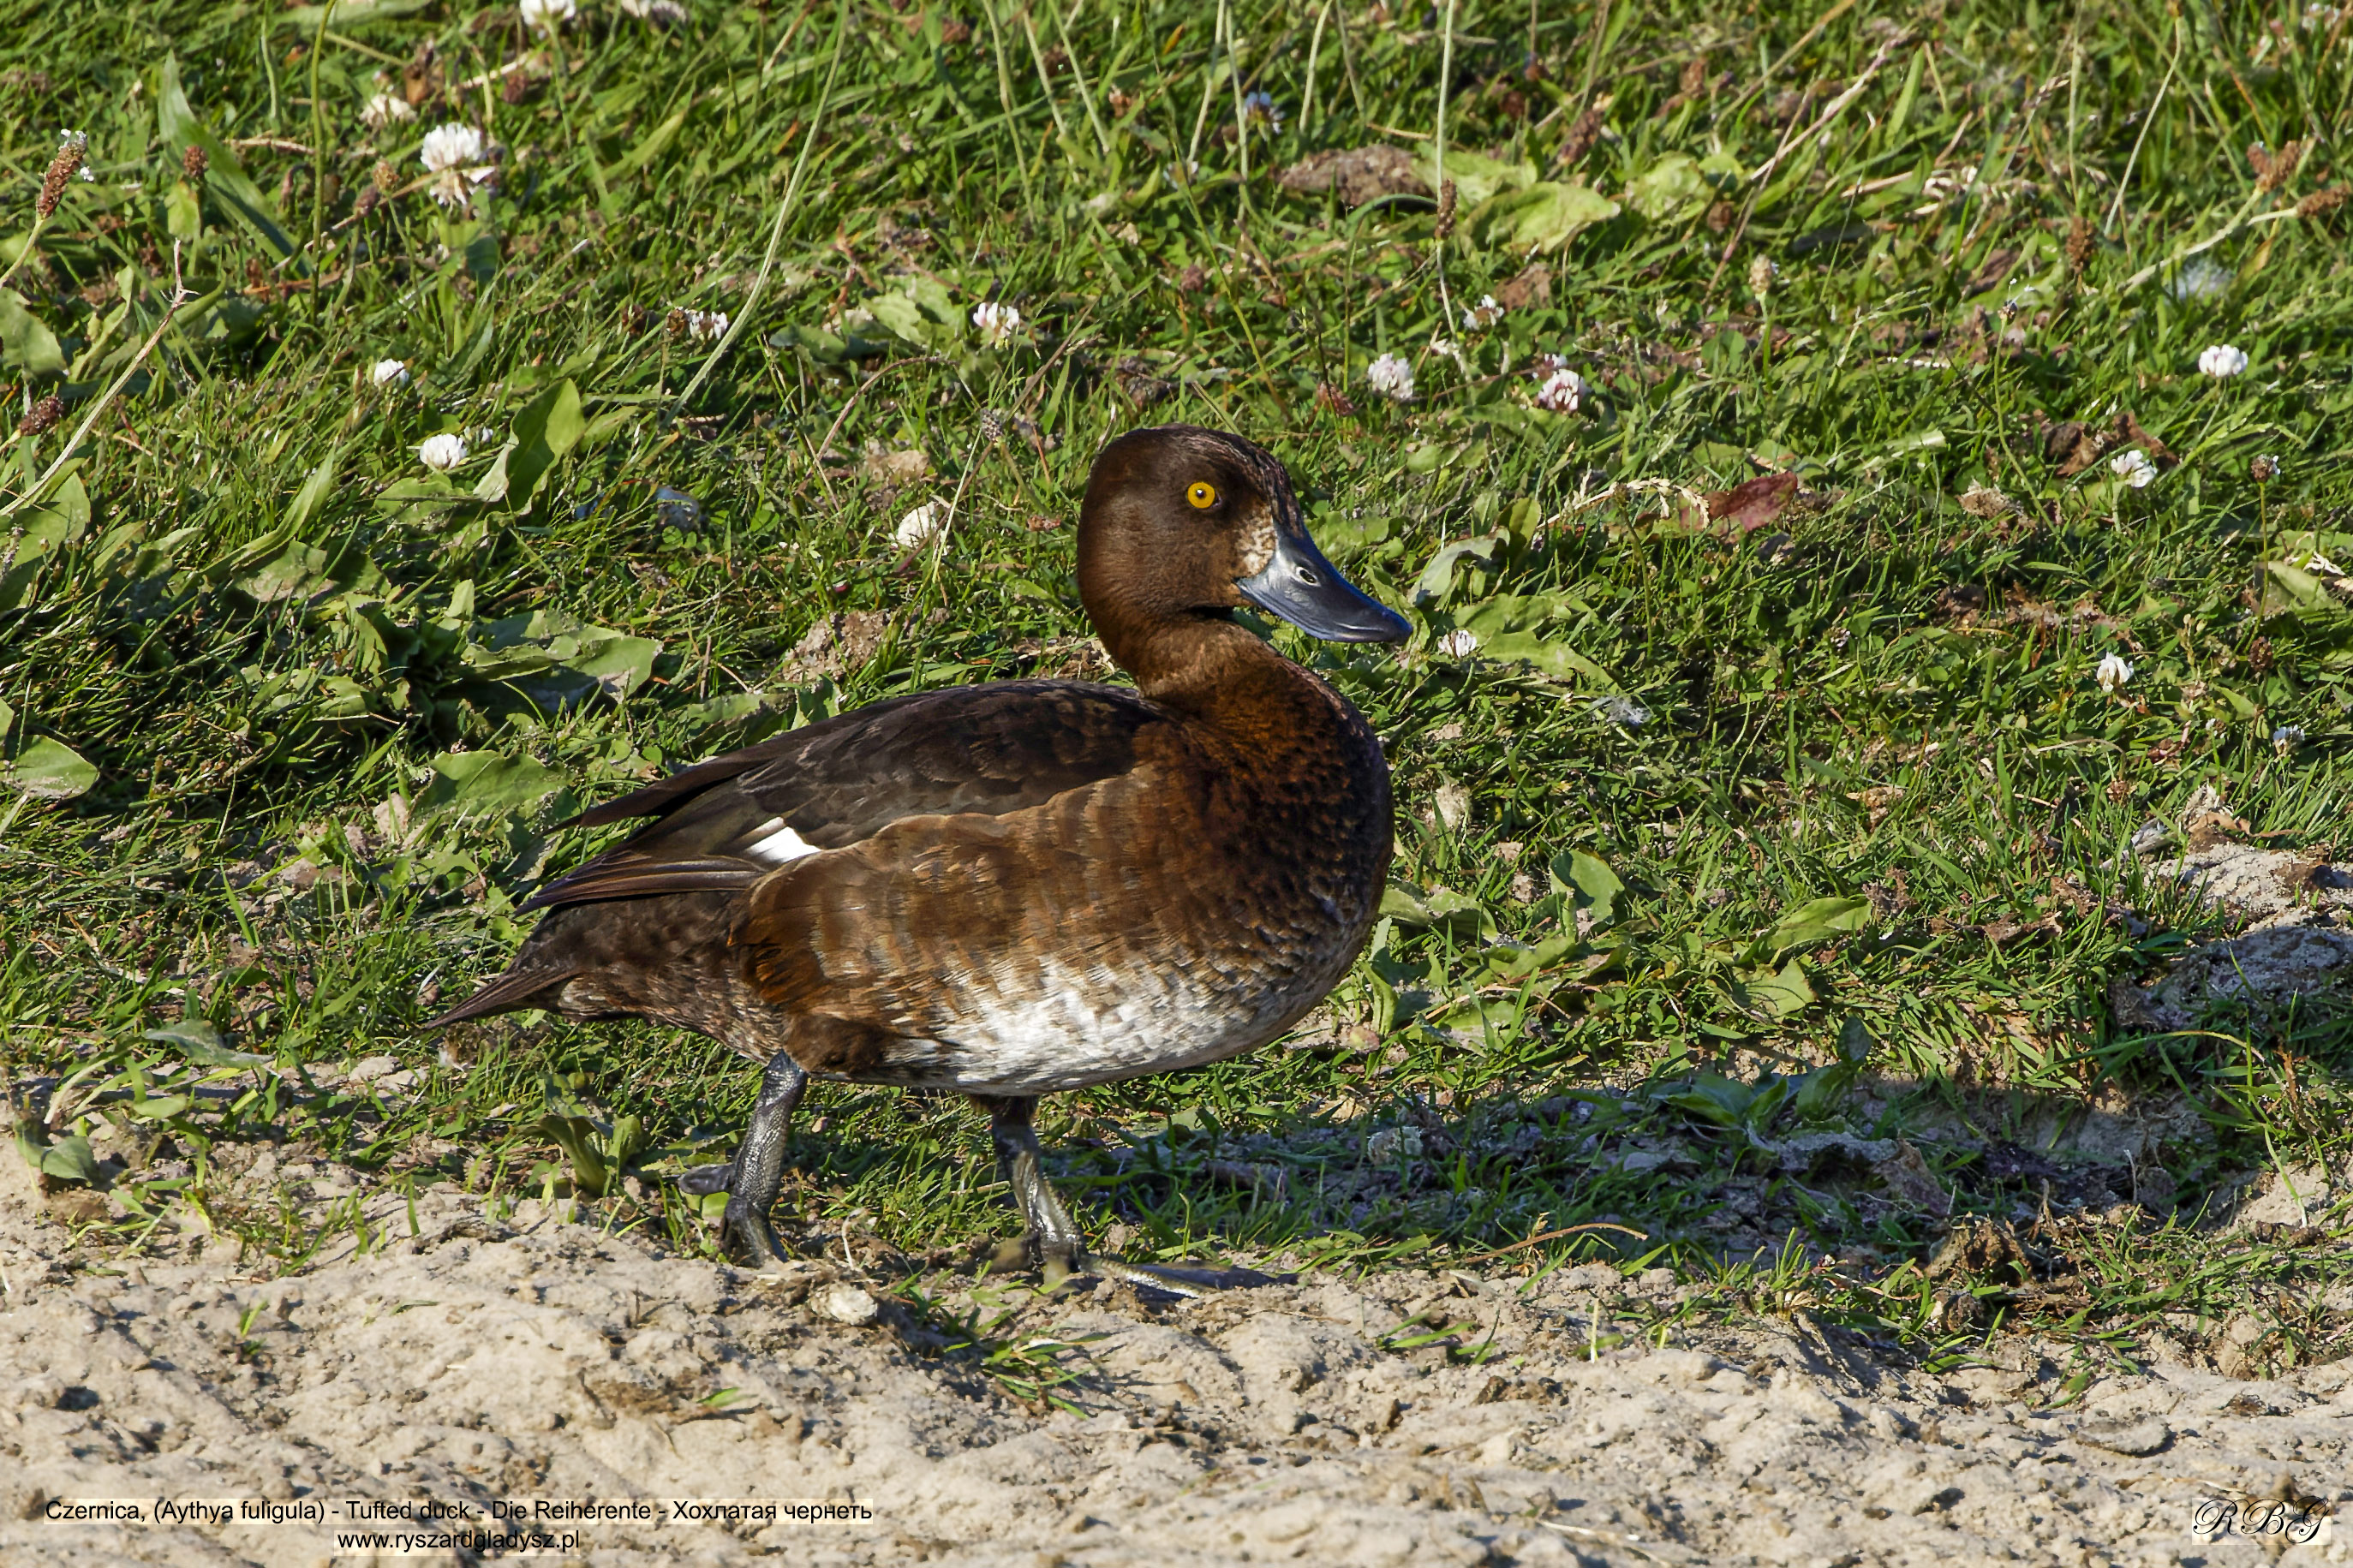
[[705, 1053, 808, 1272], [1088, 1257, 1286, 1298]]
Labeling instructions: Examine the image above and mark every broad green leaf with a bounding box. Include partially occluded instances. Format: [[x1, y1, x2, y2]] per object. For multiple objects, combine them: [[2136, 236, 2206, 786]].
[[1411, 534, 1505, 607], [864, 291, 941, 349], [51, 472, 91, 532], [6, 477, 93, 607], [1665, 1074, 1756, 1126], [495, 379, 585, 513], [1422, 886, 1496, 940], [0, 288, 63, 375], [2209, 682, 2261, 721], [1415, 148, 1536, 209], [6, 736, 98, 800], [36, 1132, 101, 1186], [236, 538, 381, 604], [421, 750, 561, 812], [865, 279, 963, 351], [1761, 896, 1872, 955], [1379, 882, 1433, 923], [1551, 850, 1625, 923], [1480, 631, 1615, 689], [1737, 959, 1818, 1017], [275, 0, 434, 27], [561, 629, 661, 701], [145, 1022, 273, 1068], [157, 57, 295, 259], [1628, 152, 1712, 220], [1453, 593, 1575, 637], [1792, 1017, 1872, 1122], [1378, 880, 1494, 939], [1464, 182, 1620, 253], [0, 697, 11, 737], [772, 322, 888, 363], [284, 444, 343, 533], [2261, 560, 2348, 618], [165, 178, 202, 241], [206, 522, 295, 585]]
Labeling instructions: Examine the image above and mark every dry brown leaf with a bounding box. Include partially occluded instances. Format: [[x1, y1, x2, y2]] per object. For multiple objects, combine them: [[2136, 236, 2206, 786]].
[[1956, 484, 2019, 520], [1701, 471, 1801, 533], [1494, 261, 1553, 310], [1273, 146, 1430, 208]]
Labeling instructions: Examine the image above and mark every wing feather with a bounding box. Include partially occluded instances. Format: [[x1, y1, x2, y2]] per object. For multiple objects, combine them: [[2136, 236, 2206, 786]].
[[525, 680, 1162, 914]]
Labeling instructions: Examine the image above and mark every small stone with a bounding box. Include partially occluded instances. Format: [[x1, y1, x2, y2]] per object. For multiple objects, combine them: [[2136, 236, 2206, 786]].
[[820, 1283, 880, 1326], [2073, 1416, 2170, 1456]]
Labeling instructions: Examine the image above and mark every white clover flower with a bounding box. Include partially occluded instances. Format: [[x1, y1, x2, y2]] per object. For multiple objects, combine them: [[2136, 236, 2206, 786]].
[[1599, 696, 1650, 728], [1461, 295, 1502, 331], [1242, 91, 1284, 131], [420, 123, 486, 174], [1366, 352, 1415, 402], [2272, 724, 2306, 750], [418, 433, 468, 472], [1534, 362, 1587, 414], [619, 0, 690, 20], [1747, 254, 1778, 298], [1434, 629, 1478, 659], [2094, 652, 2133, 693], [2111, 449, 2157, 488], [370, 359, 410, 387], [361, 93, 415, 131], [678, 308, 729, 343], [2198, 343, 2249, 378], [971, 301, 1023, 347], [520, 0, 577, 33], [893, 499, 950, 550]]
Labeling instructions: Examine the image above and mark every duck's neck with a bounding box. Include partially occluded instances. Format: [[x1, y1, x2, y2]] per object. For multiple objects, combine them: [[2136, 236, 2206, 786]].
[[1115, 616, 1347, 742]]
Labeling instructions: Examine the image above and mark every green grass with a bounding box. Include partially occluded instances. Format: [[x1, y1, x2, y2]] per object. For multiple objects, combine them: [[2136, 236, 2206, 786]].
[[3, 0, 2350, 1374]]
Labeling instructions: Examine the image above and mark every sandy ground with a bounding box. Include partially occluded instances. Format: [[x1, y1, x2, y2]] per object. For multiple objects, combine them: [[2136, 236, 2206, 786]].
[[2, 1142, 2348, 1568]]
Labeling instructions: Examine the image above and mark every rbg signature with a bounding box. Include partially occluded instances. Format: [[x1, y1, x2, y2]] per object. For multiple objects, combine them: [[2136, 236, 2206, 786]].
[[2193, 1498, 2326, 1544]]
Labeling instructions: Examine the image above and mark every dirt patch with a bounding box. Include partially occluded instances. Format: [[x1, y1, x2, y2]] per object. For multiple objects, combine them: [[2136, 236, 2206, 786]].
[[4, 1150, 2349, 1566]]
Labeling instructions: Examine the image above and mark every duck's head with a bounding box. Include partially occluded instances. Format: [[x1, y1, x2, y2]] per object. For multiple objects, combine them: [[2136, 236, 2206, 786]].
[[1077, 425, 1408, 677]]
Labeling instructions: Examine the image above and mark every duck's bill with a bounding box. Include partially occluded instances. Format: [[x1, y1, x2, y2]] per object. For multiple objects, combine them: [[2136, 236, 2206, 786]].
[[1237, 528, 1410, 643]]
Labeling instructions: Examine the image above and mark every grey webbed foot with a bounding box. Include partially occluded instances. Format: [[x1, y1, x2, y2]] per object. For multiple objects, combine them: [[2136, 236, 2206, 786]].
[[708, 1053, 809, 1270], [970, 1095, 1285, 1297], [1091, 1259, 1286, 1298]]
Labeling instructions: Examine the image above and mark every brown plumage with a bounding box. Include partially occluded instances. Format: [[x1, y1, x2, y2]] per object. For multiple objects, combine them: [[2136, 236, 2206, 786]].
[[428, 424, 1409, 1287]]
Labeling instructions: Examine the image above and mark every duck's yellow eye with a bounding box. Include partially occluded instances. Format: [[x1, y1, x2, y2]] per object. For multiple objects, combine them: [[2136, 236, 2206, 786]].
[[1186, 480, 1220, 510]]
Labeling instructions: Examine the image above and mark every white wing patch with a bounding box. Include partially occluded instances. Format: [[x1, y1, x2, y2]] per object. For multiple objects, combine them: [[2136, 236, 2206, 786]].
[[743, 817, 821, 866]]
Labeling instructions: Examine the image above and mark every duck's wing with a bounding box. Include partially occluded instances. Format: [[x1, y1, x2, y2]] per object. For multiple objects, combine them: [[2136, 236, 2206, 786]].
[[521, 680, 1164, 911]]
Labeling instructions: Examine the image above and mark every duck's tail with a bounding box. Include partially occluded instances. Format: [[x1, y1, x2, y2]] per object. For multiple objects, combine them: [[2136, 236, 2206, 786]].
[[421, 965, 578, 1030]]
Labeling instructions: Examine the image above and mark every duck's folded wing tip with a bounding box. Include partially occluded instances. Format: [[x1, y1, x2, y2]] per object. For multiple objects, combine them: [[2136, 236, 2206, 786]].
[[522, 856, 766, 911]]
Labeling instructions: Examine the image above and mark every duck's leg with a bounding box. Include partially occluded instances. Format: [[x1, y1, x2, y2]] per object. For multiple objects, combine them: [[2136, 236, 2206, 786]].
[[974, 1095, 1280, 1298], [677, 1052, 807, 1269], [976, 1094, 1088, 1288]]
